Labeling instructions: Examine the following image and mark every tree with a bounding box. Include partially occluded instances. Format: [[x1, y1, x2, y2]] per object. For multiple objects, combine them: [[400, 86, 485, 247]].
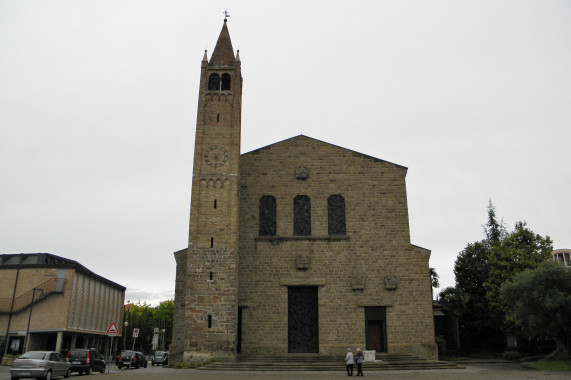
[[501, 261, 571, 358], [453, 203, 504, 352], [430, 267, 439, 299], [483, 199, 506, 247], [438, 287, 468, 350], [122, 300, 174, 353], [485, 221, 552, 326], [452, 201, 551, 353]]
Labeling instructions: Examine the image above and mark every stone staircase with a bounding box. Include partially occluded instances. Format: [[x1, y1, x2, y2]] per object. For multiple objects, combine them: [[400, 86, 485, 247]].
[[200, 353, 463, 371]]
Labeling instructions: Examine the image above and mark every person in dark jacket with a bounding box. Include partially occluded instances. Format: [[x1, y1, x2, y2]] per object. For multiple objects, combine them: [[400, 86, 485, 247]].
[[355, 348, 364, 376]]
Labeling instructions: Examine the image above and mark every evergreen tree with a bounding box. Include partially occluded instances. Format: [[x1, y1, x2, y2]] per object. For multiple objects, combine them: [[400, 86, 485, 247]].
[[501, 261, 571, 358], [485, 221, 552, 326], [452, 201, 551, 353]]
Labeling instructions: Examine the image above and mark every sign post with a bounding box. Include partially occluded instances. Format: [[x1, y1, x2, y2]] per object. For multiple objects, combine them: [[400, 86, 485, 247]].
[[106, 323, 120, 373]]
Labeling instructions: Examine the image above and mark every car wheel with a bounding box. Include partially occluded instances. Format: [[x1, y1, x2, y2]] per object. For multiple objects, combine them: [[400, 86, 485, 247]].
[[87, 367, 92, 375], [65, 369, 71, 378], [101, 364, 105, 373], [144, 362, 148, 368], [44, 371, 52, 380]]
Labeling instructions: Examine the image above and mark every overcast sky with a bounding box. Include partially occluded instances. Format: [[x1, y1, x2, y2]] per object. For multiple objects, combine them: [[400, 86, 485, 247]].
[[1, 1, 570, 306]]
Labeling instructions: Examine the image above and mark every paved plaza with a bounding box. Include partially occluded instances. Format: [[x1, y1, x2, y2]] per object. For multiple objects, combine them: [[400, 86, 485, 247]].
[[3, 362, 568, 380]]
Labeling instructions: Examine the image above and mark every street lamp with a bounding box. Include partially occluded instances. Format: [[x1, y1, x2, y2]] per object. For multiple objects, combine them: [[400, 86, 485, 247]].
[[23, 288, 44, 353], [123, 321, 129, 350]]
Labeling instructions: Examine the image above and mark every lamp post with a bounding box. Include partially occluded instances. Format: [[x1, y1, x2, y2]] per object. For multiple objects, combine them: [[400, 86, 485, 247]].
[[123, 321, 128, 350], [23, 288, 44, 353]]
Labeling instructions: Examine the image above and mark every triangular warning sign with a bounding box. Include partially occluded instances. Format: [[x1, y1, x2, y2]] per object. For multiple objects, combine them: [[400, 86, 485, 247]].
[[107, 322, 119, 334]]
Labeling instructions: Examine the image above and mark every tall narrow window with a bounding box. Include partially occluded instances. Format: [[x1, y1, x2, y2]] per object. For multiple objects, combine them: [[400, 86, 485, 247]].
[[208, 315, 212, 328], [221, 73, 231, 90], [210, 237, 214, 248], [214, 199, 217, 209], [216, 113, 220, 122], [259, 196, 276, 236], [328, 195, 346, 236], [208, 73, 220, 90], [293, 195, 311, 236]]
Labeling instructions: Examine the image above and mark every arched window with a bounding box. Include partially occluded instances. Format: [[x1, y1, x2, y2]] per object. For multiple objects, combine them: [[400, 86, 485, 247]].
[[293, 195, 311, 236], [208, 73, 220, 90], [221, 74, 231, 90], [259, 196, 276, 236], [328, 195, 346, 236]]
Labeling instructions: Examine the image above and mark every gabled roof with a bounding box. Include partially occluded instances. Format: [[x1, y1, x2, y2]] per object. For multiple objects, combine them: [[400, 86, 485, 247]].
[[209, 20, 235, 66], [0, 253, 125, 290], [242, 135, 407, 169]]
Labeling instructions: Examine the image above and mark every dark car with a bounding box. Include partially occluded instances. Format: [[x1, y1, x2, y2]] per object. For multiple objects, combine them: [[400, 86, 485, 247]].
[[117, 350, 147, 369], [66, 348, 105, 375], [151, 351, 168, 366], [115, 350, 127, 365], [10, 351, 71, 380]]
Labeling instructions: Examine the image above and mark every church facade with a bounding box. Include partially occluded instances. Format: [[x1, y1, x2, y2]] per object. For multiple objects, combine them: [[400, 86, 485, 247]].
[[171, 20, 437, 363]]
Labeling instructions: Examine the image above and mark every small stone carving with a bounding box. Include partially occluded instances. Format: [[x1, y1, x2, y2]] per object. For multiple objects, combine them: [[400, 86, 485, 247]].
[[384, 275, 397, 290], [296, 253, 310, 270], [351, 274, 365, 291], [295, 166, 309, 180]]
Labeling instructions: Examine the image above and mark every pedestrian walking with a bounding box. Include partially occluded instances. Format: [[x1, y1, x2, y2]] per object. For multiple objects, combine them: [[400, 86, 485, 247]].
[[344, 348, 354, 376], [355, 348, 364, 376]]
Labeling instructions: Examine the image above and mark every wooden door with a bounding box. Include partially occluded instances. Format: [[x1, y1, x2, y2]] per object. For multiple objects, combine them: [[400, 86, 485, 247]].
[[288, 287, 318, 353]]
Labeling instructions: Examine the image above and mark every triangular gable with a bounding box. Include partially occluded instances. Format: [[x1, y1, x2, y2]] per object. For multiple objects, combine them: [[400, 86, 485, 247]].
[[241, 135, 407, 170]]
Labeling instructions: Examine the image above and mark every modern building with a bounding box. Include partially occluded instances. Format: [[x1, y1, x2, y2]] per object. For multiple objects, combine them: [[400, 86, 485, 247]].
[[0, 253, 125, 357], [171, 20, 436, 362], [552, 249, 571, 267]]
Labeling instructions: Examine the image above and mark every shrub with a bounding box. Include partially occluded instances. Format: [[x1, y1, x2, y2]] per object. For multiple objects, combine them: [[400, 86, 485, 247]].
[[173, 361, 189, 369]]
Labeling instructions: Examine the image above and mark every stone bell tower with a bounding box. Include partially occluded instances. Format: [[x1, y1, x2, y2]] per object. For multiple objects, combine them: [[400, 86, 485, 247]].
[[171, 18, 242, 362]]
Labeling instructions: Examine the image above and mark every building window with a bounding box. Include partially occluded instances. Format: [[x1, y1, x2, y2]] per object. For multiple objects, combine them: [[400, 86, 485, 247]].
[[293, 195, 311, 236], [221, 74, 231, 90], [328, 195, 346, 236], [259, 196, 277, 236], [208, 74, 220, 90]]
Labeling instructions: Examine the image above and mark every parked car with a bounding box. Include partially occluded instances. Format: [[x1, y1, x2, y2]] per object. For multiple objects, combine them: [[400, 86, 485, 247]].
[[66, 348, 105, 375], [115, 350, 127, 365], [10, 351, 71, 380], [152, 351, 168, 366], [117, 350, 147, 369]]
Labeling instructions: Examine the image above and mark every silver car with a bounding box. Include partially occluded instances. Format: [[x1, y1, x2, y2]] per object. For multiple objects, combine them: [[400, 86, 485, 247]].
[[10, 351, 71, 380]]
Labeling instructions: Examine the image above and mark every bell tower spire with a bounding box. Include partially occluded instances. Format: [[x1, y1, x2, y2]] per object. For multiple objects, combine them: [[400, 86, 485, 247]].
[[172, 19, 242, 363]]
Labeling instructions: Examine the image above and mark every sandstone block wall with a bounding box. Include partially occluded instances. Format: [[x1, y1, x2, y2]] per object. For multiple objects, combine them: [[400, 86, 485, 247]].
[[238, 136, 436, 359]]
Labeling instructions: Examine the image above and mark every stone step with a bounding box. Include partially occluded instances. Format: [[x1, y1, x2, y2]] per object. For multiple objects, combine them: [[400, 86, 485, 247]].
[[200, 354, 463, 371]]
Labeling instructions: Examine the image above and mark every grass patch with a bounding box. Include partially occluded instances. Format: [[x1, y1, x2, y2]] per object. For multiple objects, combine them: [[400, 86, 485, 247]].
[[524, 360, 571, 371]]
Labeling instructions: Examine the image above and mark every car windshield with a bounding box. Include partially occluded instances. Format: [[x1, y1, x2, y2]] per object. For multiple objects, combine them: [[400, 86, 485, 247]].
[[20, 352, 46, 360], [121, 351, 135, 357]]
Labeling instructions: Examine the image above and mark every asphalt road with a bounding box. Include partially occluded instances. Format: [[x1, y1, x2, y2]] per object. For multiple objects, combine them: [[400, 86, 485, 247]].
[[1, 362, 570, 380]]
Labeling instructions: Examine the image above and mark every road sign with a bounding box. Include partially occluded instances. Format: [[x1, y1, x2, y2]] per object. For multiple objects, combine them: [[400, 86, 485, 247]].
[[106, 322, 119, 335], [133, 328, 139, 338]]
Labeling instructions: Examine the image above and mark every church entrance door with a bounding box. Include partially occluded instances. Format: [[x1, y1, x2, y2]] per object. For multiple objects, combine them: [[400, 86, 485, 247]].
[[365, 307, 387, 352], [288, 286, 318, 353]]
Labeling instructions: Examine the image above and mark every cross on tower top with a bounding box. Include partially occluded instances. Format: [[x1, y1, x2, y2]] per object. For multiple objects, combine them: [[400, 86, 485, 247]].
[[223, 10, 230, 21]]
